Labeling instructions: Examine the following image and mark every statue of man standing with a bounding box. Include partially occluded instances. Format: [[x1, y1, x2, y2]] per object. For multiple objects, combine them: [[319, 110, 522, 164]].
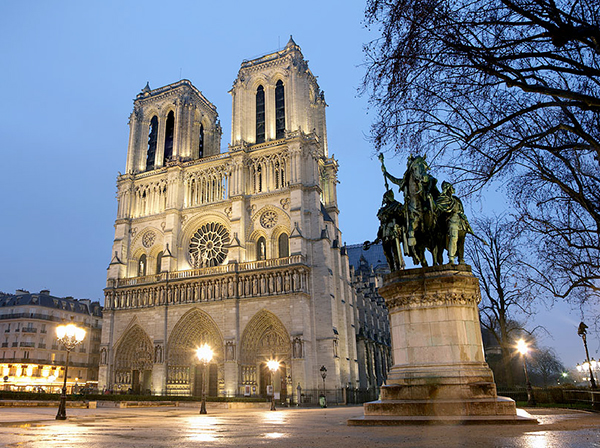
[[435, 181, 473, 264]]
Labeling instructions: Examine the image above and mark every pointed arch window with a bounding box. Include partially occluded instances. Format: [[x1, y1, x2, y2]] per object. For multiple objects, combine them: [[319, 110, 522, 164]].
[[275, 80, 285, 139], [156, 251, 163, 274], [256, 85, 265, 144], [257, 237, 266, 261], [146, 116, 158, 171], [278, 233, 289, 258], [138, 254, 147, 277], [164, 111, 175, 162], [198, 123, 204, 158]]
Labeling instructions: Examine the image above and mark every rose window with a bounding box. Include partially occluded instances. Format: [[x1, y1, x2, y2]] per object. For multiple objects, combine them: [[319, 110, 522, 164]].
[[142, 231, 156, 248], [189, 222, 230, 268], [260, 210, 278, 229]]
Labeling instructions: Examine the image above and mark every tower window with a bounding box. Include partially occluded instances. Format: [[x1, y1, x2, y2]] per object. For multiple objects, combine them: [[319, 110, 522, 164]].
[[138, 254, 147, 277], [278, 233, 289, 258], [257, 237, 266, 261], [198, 124, 204, 158], [256, 85, 265, 144], [146, 116, 158, 171], [275, 80, 285, 139], [164, 111, 175, 162], [156, 251, 163, 274]]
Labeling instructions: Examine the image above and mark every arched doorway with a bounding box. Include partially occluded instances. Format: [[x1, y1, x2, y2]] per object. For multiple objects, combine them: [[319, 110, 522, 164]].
[[113, 325, 153, 394], [166, 308, 224, 396], [240, 310, 291, 399]]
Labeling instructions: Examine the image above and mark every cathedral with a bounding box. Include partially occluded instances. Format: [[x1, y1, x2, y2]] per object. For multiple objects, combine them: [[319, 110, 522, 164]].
[[98, 38, 359, 398]]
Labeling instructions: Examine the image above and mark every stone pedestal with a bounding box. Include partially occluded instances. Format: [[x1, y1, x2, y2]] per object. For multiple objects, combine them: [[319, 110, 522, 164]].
[[349, 265, 536, 425]]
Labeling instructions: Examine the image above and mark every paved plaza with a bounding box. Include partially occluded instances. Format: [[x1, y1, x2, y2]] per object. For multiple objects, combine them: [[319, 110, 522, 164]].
[[1, 405, 599, 447]]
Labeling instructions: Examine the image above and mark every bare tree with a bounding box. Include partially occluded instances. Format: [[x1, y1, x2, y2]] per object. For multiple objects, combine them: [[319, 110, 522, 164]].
[[468, 215, 539, 387], [530, 347, 566, 387], [363, 0, 600, 308]]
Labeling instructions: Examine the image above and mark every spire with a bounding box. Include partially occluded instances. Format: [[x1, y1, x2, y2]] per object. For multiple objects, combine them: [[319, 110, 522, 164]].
[[285, 35, 297, 49], [142, 82, 151, 93]]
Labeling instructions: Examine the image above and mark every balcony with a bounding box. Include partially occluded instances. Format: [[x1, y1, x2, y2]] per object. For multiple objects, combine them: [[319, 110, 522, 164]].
[[22, 328, 37, 333], [38, 343, 46, 349], [20, 342, 36, 348], [112, 254, 306, 287], [1, 343, 7, 347], [11, 342, 18, 347]]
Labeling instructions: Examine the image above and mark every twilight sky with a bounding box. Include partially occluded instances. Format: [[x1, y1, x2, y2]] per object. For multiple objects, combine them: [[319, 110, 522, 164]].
[[0, 1, 593, 370]]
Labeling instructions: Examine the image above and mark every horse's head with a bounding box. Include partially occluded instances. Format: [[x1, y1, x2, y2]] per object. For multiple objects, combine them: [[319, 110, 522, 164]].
[[408, 155, 430, 181]]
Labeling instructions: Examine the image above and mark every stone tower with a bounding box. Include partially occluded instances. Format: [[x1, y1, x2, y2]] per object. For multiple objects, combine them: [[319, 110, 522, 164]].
[[99, 38, 358, 398]]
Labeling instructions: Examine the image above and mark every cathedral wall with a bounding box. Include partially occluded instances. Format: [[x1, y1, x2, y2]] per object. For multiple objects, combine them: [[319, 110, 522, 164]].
[[103, 42, 359, 397]]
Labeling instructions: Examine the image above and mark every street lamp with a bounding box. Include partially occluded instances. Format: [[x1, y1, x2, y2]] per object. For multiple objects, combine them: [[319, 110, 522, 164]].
[[196, 344, 213, 414], [516, 339, 536, 406], [55, 321, 86, 420], [267, 359, 280, 411], [320, 365, 327, 408], [577, 322, 597, 390]]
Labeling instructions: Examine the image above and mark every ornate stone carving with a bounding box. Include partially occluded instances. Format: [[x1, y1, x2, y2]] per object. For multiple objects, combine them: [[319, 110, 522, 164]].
[[188, 222, 230, 268], [142, 231, 156, 248], [260, 210, 278, 229]]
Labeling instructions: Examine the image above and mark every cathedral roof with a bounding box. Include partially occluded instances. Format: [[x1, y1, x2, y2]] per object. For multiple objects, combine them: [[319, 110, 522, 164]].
[[347, 243, 389, 273], [134, 79, 217, 113]]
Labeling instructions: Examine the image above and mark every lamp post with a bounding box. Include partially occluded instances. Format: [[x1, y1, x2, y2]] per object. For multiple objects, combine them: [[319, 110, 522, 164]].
[[196, 344, 213, 414], [577, 322, 597, 390], [516, 339, 536, 406], [319, 365, 327, 408], [267, 359, 280, 411], [55, 321, 86, 420]]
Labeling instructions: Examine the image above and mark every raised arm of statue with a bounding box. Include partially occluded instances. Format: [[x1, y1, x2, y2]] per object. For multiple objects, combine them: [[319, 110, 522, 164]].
[[379, 153, 404, 189]]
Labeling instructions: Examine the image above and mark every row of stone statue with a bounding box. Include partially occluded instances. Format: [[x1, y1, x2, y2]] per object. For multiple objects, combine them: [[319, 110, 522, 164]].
[[365, 155, 473, 271]]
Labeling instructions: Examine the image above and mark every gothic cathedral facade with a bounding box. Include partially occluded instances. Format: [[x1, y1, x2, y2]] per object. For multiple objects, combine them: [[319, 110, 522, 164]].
[[99, 38, 358, 397]]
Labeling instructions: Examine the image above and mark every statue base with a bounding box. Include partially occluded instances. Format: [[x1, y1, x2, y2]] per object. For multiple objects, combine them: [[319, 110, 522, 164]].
[[348, 265, 536, 425]]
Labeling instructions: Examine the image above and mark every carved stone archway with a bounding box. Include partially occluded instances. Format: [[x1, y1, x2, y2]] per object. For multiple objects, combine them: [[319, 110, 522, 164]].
[[239, 310, 291, 396], [113, 325, 154, 393], [166, 308, 224, 396]]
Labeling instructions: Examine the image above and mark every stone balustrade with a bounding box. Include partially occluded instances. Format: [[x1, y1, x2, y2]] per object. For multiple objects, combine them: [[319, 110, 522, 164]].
[[104, 256, 309, 311]]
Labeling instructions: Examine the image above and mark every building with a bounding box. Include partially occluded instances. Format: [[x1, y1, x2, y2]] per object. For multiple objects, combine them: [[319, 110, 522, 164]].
[[347, 244, 392, 392], [0, 289, 102, 392], [99, 38, 358, 398]]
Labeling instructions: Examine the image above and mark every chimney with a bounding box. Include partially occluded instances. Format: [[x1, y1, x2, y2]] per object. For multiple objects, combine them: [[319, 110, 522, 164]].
[[40, 289, 50, 295], [15, 289, 29, 295]]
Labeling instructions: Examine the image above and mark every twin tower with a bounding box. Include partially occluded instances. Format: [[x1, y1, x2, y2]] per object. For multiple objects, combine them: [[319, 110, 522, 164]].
[[99, 38, 358, 398]]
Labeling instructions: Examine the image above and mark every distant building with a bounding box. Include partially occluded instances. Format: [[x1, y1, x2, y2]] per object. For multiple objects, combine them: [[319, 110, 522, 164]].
[[347, 244, 392, 391], [0, 289, 102, 392]]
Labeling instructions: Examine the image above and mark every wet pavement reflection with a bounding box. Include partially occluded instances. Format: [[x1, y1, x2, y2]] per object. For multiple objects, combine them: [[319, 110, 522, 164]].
[[1, 407, 599, 447]]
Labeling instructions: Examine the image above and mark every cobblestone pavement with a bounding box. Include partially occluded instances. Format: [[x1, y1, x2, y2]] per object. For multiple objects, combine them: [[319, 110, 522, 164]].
[[1, 406, 599, 447]]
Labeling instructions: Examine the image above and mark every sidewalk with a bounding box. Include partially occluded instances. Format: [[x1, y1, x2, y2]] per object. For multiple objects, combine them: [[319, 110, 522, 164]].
[[1, 405, 599, 447]]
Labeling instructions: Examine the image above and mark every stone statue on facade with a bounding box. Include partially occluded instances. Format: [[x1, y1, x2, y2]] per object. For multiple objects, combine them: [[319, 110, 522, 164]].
[[368, 154, 473, 271]]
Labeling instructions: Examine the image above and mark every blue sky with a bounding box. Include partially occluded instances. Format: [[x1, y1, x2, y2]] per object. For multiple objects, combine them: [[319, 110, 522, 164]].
[[0, 1, 593, 370]]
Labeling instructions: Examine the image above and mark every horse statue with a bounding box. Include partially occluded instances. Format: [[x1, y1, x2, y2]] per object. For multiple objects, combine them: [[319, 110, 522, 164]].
[[367, 154, 474, 271], [380, 155, 445, 267]]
